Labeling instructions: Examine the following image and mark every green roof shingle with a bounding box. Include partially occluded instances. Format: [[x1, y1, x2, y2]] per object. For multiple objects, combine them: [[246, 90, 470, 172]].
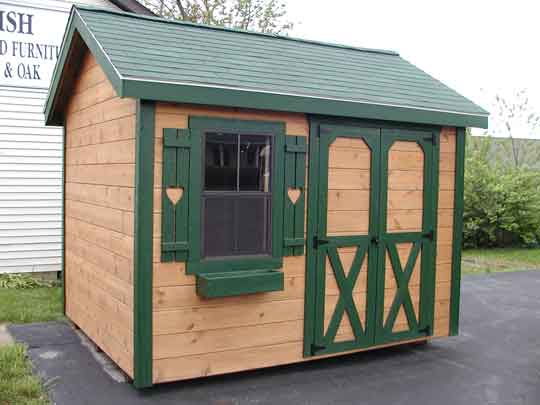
[[45, 6, 488, 127]]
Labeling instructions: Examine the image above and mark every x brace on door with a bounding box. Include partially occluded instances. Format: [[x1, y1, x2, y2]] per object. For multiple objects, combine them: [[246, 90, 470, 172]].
[[384, 241, 422, 333], [323, 245, 368, 344]]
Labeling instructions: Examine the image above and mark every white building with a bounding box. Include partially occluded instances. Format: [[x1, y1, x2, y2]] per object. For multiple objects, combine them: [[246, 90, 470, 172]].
[[0, 0, 151, 274]]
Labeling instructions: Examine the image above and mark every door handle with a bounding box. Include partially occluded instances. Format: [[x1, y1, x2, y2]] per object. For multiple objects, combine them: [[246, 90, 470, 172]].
[[371, 236, 379, 245], [422, 230, 434, 241], [313, 236, 329, 249]]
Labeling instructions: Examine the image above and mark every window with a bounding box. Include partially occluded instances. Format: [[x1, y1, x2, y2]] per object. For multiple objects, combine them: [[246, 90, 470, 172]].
[[202, 132, 272, 258], [161, 117, 300, 275]]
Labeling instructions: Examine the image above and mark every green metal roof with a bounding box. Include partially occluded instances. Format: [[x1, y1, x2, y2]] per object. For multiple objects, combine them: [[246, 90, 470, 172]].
[[45, 6, 489, 128]]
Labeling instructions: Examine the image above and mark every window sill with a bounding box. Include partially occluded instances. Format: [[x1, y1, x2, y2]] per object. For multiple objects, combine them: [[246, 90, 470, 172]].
[[196, 269, 284, 298], [186, 256, 282, 275]]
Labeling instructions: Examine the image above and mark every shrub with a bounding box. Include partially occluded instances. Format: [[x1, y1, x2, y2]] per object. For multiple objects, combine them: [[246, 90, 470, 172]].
[[463, 136, 540, 248], [0, 274, 53, 289]]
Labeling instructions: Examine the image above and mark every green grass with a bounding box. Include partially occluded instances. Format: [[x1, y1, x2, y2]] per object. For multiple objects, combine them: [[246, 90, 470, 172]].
[[462, 248, 540, 275], [0, 287, 63, 324], [0, 344, 50, 405]]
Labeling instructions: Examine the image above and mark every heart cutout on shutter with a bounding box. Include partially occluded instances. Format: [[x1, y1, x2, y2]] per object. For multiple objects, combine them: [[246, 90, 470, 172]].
[[287, 187, 302, 205], [166, 187, 184, 206]]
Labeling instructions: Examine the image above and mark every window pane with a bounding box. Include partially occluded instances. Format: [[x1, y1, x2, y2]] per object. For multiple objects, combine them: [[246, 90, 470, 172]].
[[205, 133, 238, 191], [202, 195, 270, 258], [239, 134, 271, 192], [203, 197, 235, 257], [235, 196, 270, 254]]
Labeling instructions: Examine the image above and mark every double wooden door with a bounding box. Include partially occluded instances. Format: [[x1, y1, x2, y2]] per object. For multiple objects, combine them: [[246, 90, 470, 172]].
[[305, 123, 439, 356]]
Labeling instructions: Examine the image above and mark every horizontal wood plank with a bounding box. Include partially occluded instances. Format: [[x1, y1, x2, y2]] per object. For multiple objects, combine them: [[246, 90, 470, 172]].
[[66, 199, 133, 236], [153, 275, 304, 310], [66, 164, 135, 187], [153, 319, 449, 383], [66, 235, 133, 285], [155, 103, 309, 136], [65, 182, 135, 212], [65, 216, 133, 260], [66, 97, 136, 132], [66, 116, 136, 149], [67, 139, 135, 165]]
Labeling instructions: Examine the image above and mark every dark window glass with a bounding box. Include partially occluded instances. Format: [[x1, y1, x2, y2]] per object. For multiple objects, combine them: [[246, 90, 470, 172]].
[[203, 197, 234, 257], [203, 196, 270, 257], [202, 131, 273, 258], [204, 133, 237, 191], [235, 196, 270, 253], [239, 134, 271, 191]]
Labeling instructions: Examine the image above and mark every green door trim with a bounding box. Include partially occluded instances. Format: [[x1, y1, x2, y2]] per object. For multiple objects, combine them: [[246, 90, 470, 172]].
[[304, 117, 441, 357], [303, 121, 321, 357]]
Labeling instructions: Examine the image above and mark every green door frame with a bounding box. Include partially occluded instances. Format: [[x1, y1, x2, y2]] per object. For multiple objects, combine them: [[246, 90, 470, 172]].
[[304, 117, 440, 357]]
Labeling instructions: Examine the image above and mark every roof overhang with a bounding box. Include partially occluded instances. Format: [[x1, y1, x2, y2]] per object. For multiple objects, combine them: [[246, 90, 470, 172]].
[[45, 8, 124, 126], [122, 78, 488, 128], [45, 8, 489, 129]]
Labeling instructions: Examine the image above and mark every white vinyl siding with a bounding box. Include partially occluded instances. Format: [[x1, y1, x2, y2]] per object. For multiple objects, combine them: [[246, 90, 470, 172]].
[[0, 86, 62, 273], [0, 0, 120, 273]]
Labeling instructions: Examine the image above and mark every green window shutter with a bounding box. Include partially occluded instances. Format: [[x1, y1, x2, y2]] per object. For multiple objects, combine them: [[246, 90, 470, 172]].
[[161, 128, 193, 262], [283, 135, 307, 256]]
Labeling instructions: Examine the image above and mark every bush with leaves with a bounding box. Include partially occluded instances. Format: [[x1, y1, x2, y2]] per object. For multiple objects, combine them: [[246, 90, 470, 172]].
[[463, 135, 540, 247], [0, 274, 53, 289]]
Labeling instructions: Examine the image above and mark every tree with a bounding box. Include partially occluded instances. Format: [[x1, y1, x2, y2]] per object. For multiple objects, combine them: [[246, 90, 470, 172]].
[[491, 90, 540, 168], [139, 0, 293, 34]]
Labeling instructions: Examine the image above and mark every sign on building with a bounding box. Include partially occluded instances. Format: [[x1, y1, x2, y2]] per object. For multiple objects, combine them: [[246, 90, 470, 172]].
[[0, 5, 68, 88]]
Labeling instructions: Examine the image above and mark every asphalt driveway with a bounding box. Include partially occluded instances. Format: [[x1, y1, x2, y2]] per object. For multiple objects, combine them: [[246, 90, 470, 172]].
[[9, 271, 540, 405]]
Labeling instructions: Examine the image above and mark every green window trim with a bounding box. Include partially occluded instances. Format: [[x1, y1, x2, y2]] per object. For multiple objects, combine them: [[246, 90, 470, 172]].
[[160, 116, 308, 279], [187, 117, 285, 275]]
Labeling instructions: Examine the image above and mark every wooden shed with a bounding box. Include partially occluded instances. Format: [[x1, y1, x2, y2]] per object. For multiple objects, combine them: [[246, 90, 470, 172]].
[[44, 6, 489, 388]]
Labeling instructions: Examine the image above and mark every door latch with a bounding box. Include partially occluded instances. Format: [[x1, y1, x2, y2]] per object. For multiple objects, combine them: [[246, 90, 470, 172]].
[[422, 230, 434, 241], [313, 236, 329, 249]]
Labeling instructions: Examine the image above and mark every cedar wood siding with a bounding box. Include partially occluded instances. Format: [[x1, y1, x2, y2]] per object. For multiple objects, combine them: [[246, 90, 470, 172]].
[[151, 102, 457, 383], [433, 127, 457, 336], [60, 49, 457, 384], [152, 103, 309, 383], [64, 52, 136, 377]]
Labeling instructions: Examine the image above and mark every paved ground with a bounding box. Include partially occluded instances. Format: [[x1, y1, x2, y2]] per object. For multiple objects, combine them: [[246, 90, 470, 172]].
[[8, 271, 540, 405]]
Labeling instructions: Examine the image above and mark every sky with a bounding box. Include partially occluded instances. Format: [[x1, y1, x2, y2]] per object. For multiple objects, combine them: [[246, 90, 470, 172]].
[[286, 0, 540, 137]]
